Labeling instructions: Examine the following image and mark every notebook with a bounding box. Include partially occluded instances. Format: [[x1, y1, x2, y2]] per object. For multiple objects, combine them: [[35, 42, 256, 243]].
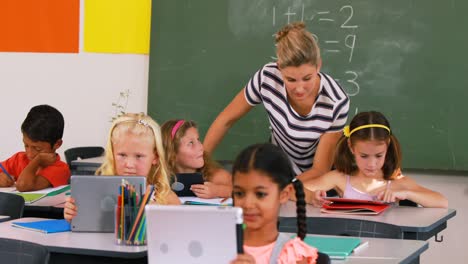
[[146, 205, 243, 264], [171, 172, 204, 197], [179, 196, 233, 206], [70, 175, 146, 232], [303, 236, 362, 259], [15, 185, 70, 204], [321, 197, 390, 215], [12, 219, 71, 234]]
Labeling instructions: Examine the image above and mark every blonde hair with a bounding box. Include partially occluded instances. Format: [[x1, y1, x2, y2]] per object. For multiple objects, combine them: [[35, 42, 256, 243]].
[[161, 119, 221, 181], [275, 22, 321, 69], [96, 113, 171, 204]]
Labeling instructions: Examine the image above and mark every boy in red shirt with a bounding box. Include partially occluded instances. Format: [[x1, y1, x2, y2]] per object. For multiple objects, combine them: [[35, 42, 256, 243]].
[[0, 105, 70, 191]]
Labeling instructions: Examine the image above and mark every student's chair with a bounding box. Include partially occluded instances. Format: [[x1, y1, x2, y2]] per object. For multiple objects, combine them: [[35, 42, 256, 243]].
[[0, 238, 49, 264], [317, 252, 331, 264], [0, 192, 25, 220], [64, 146, 104, 175]]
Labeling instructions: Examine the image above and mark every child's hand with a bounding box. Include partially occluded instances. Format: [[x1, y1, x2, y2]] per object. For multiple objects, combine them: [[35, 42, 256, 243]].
[[36, 153, 57, 167], [0, 173, 15, 187], [377, 188, 408, 203], [64, 196, 77, 222], [308, 190, 327, 207], [230, 253, 256, 264], [191, 182, 217, 198]]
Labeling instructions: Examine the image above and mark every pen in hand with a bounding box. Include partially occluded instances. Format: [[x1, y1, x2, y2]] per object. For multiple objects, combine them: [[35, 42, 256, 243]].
[[0, 163, 15, 182]]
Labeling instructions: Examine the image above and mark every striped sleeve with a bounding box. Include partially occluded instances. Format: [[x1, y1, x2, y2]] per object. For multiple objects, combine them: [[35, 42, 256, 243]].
[[244, 67, 263, 106], [328, 95, 350, 132]]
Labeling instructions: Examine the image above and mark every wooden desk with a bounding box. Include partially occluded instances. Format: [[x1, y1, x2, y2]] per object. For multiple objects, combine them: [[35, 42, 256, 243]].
[[1, 218, 427, 264], [0, 218, 145, 264], [279, 201, 456, 240]]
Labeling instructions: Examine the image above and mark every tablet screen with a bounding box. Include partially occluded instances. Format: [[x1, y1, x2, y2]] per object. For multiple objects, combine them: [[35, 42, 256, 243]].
[[171, 172, 204, 196]]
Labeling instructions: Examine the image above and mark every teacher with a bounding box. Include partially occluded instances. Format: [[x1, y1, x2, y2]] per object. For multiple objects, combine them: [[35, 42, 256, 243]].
[[204, 22, 349, 182]]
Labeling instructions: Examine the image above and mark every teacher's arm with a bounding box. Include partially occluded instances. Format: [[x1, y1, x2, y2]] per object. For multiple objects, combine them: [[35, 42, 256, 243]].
[[204, 88, 253, 154], [296, 131, 342, 182]]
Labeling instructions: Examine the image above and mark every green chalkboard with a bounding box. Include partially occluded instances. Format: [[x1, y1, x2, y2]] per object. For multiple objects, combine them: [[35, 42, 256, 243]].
[[148, 0, 468, 171]]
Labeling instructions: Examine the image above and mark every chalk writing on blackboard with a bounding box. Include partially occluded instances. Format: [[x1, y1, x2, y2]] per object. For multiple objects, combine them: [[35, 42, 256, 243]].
[[272, 4, 360, 96]]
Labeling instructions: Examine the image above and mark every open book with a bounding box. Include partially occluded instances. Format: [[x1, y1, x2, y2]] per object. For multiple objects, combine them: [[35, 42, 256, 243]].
[[321, 197, 390, 215], [15, 185, 70, 204]]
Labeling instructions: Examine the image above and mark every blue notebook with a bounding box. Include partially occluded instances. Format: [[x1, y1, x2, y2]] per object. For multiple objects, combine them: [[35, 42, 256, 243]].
[[12, 219, 71, 234], [303, 236, 361, 259]]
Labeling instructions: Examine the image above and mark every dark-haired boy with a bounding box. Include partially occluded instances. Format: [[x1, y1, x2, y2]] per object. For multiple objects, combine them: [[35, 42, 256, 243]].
[[0, 105, 70, 191]]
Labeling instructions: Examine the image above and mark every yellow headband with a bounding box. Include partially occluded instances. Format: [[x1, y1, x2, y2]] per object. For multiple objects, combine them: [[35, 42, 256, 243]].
[[343, 124, 391, 138]]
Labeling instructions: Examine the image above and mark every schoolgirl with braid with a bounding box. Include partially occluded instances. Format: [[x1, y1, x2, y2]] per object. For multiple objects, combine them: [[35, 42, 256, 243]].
[[304, 111, 448, 208], [230, 143, 317, 264]]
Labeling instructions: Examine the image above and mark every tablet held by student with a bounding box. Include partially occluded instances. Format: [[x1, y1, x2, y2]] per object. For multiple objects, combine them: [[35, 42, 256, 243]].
[[64, 113, 180, 222], [162, 119, 231, 198]]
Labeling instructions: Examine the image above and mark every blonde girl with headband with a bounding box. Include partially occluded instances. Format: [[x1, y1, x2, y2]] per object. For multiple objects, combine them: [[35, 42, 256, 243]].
[[303, 111, 448, 208], [64, 113, 180, 221], [161, 119, 232, 198], [204, 22, 349, 187]]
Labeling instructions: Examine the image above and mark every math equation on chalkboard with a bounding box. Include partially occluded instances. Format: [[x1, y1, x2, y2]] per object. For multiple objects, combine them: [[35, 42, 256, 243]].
[[270, 3, 360, 96]]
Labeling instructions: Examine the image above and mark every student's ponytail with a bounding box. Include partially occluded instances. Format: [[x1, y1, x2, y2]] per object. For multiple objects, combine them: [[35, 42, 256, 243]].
[[334, 135, 355, 175], [292, 178, 307, 240], [383, 134, 402, 180]]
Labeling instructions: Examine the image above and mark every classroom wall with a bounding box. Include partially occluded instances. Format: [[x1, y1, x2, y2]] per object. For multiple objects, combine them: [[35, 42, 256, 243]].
[[0, 0, 148, 161]]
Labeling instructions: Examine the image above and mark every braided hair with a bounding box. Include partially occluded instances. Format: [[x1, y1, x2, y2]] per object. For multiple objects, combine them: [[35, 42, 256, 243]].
[[232, 143, 307, 240]]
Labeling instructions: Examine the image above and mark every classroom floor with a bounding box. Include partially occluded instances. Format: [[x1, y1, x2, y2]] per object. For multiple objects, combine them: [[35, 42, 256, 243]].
[[406, 170, 467, 263]]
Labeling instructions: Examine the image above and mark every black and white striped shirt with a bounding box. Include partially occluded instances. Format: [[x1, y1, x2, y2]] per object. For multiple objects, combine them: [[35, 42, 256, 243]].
[[244, 62, 349, 175]]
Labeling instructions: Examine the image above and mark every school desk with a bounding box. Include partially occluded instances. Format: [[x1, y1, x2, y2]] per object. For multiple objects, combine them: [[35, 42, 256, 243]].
[[0, 187, 66, 219], [0, 217, 145, 264], [0, 215, 10, 222], [0, 218, 427, 264], [283, 233, 428, 264], [279, 201, 456, 241]]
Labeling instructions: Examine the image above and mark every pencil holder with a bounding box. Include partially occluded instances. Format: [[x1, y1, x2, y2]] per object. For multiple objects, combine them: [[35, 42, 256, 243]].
[[115, 205, 147, 246]]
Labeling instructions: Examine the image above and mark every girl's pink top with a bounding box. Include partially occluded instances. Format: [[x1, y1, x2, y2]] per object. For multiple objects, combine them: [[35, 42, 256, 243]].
[[244, 237, 318, 264], [343, 175, 378, 200]]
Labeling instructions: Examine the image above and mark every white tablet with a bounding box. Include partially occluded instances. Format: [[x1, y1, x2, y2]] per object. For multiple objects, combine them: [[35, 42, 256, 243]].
[[146, 205, 243, 264]]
